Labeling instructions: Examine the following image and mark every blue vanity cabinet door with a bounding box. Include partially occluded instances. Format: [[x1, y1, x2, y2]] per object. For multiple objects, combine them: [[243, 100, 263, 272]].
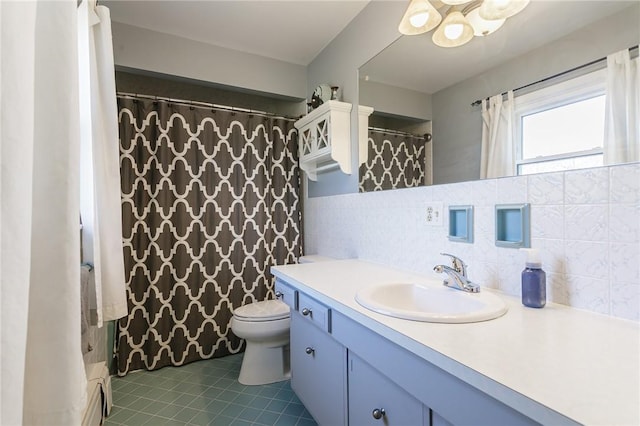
[[290, 309, 347, 426], [348, 352, 428, 426], [432, 411, 454, 426]]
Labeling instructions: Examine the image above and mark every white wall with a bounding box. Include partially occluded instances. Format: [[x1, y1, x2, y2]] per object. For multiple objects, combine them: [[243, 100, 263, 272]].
[[304, 163, 640, 322]]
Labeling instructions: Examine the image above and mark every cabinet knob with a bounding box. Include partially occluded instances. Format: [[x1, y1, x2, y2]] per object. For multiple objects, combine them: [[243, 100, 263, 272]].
[[301, 307, 312, 316], [372, 408, 386, 420], [275, 291, 283, 299], [305, 347, 315, 355]]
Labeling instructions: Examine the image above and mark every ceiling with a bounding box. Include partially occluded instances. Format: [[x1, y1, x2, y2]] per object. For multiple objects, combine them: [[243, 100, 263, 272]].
[[102, 0, 371, 66]]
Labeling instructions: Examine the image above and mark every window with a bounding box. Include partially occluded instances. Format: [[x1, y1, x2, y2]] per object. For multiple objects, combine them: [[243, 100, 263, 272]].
[[514, 68, 606, 175]]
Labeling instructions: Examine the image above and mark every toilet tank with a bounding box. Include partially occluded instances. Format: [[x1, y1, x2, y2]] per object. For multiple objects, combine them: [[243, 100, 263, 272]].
[[298, 255, 336, 264]]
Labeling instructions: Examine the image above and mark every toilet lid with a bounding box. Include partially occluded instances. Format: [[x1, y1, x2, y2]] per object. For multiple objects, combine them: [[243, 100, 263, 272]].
[[234, 300, 290, 321]]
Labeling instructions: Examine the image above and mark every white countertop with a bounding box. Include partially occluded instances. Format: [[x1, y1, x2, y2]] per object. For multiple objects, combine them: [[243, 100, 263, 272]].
[[271, 259, 640, 426]]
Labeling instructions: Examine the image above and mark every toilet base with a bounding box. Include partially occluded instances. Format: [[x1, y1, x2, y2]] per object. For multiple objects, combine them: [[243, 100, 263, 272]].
[[239, 342, 290, 385]]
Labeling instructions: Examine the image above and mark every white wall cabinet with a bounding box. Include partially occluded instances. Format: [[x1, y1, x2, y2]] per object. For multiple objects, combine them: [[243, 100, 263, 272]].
[[294, 100, 352, 181]]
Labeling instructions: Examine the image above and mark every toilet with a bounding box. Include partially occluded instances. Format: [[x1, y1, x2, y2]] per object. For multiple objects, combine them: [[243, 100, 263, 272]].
[[231, 299, 291, 385], [230, 255, 335, 385]]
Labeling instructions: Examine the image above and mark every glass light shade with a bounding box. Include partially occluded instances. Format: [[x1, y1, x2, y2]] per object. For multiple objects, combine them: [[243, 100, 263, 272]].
[[409, 11, 429, 28], [466, 7, 505, 36], [432, 11, 474, 47], [479, 0, 530, 20], [398, 0, 442, 35]]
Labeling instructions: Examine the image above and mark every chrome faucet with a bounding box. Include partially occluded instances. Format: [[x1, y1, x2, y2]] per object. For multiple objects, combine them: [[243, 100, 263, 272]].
[[433, 253, 480, 293]]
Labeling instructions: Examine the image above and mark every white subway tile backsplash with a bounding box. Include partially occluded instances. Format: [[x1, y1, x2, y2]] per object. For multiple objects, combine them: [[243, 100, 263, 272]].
[[564, 167, 609, 204], [531, 205, 564, 239], [564, 205, 608, 241], [471, 179, 497, 206], [564, 275, 610, 315], [531, 238, 565, 274], [474, 206, 495, 238], [547, 272, 569, 306], [610, 281, 640, 321], [610, 163, 640, 204], [609, 204, 640, 243], [609, 242, 640, 283], [470, 261, 499, 290], [564, 241, 609, 280], [305, 163, 639, 321], [497, 175, 528, 203], [528, 172, 564, 205]]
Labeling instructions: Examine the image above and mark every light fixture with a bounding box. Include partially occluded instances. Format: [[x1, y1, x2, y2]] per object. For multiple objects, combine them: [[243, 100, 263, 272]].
[[432, 11, 474, 48], [398, 0, 442, 35], [466, 6, 505, 36], [479, 0, 530, 20], [398, 0, 529, 48], [440, 0, 473, 5]]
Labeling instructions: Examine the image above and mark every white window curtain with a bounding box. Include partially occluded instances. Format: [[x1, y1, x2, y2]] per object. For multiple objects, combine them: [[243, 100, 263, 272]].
[[78, 0, 128, 326], [604, 48, 639, 164], [480, 90, 515, 179], [1, 1, 86, 424]]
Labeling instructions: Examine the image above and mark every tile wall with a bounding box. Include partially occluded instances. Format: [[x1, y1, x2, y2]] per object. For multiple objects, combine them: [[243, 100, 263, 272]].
[[303, 163, 640, 321]]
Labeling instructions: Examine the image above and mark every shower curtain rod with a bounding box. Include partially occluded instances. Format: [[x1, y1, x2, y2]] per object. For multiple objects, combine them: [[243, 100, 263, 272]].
[[369, 126, 430, 140], [470, 45, 639, 107], [116, 92, 299, 121]]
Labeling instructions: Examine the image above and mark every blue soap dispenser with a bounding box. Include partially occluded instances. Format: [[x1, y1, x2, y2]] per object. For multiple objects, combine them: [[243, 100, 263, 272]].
[[520, 248, 546, 308]]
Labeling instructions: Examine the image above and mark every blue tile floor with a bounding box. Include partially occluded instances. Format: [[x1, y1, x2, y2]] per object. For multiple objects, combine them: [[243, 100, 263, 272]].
[[104, 353, 317, 426]]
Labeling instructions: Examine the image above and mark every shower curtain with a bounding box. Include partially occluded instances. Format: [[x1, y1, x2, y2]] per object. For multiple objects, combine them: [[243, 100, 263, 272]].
[[359, 130, 427, 192], [116, 97, 301, 375]]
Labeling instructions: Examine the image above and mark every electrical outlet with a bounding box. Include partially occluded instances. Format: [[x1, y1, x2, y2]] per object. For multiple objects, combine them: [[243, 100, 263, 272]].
[[425, 202, 443, 226]]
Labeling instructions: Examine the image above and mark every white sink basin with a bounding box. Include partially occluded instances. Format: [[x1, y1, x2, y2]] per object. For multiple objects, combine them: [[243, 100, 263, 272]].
[[355, 282, 508, 323]]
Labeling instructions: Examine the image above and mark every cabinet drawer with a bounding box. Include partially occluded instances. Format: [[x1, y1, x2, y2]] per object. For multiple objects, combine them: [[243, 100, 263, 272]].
[[274, 279, 297, 310], [297, 292, 331, 332]]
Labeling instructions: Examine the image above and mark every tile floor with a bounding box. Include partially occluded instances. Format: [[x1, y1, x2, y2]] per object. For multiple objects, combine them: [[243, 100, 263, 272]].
[[104, 354, 317, 426]]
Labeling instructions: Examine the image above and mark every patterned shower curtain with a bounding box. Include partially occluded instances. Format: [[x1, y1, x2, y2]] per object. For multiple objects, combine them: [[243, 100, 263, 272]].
[[116, 97, 301, 375], [359, 129, 427, 192]]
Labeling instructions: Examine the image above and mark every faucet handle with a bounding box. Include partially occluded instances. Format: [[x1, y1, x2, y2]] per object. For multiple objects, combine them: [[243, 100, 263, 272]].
[[440, 253, 468, 277]]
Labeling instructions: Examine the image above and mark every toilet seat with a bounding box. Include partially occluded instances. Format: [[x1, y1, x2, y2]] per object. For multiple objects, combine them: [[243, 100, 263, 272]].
[[234, 300, 289, 322]]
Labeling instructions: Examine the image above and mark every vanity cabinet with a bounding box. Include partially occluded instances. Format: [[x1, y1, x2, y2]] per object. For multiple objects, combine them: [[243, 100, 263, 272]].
[[348, 353, 427, 425], [289, 289, 348, 426], [280, 279, 538, 426]]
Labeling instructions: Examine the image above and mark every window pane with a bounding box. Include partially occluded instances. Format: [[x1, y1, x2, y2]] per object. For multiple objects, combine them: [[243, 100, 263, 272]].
[[518, 154, 603, 175], [521, 95, 605, 159]]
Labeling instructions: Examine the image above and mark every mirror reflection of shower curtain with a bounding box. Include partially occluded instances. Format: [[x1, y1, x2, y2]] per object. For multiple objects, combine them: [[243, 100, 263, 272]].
[[359, 130, 428, 192], [116, 97, 301, 375]]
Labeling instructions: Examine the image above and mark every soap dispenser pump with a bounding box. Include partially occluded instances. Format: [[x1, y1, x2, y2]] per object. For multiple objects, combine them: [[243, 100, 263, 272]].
[[520, 248, 546, 308]]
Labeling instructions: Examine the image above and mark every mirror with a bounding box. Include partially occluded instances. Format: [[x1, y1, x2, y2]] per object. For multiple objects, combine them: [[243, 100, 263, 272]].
[[358, 0, 639, 192]]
